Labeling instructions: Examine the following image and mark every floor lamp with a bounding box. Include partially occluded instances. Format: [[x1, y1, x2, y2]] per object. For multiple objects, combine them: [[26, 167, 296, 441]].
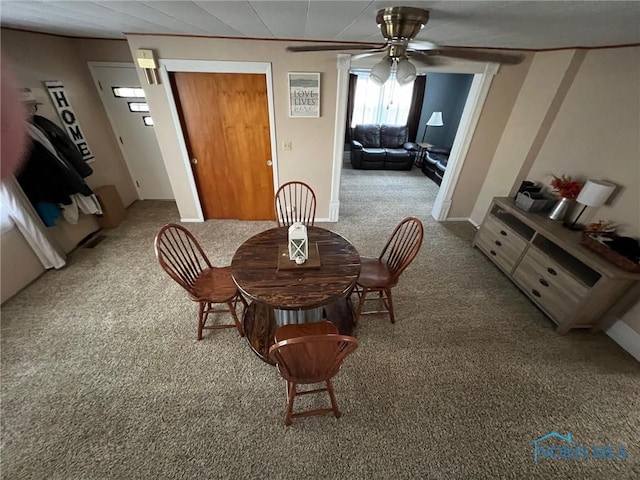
[[421, 111, 443, 143]]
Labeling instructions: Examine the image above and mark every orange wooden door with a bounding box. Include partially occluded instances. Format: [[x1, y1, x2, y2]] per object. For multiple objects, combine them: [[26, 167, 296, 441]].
[[170, 72, 275, 220]]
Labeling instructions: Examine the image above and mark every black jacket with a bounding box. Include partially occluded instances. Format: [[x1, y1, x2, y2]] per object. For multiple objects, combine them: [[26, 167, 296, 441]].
[[32, 115, 93, 178], [17, 116, 94, 207], [17, 140, 93, 205]]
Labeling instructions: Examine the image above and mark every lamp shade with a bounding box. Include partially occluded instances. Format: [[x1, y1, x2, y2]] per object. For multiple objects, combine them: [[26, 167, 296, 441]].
[[576, 180, 616, 207], [427, 111, 443, 127], [370, 57, 392, 85], [395, 59, 417, 85]]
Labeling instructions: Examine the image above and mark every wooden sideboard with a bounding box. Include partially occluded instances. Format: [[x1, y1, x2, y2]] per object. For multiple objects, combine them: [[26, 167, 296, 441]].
[[473, 197, 640, 334]]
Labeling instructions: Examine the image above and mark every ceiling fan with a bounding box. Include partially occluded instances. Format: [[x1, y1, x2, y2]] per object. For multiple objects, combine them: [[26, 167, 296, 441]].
[[286, 6, 524, 85]]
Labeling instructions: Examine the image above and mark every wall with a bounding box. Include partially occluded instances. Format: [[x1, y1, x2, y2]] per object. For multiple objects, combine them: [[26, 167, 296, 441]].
[[448, 54, 534, 218], [470, 49, 579, 223], [126, 35, 340, 221], [525, 47, 640, 236], [416, 73, 473, 148]]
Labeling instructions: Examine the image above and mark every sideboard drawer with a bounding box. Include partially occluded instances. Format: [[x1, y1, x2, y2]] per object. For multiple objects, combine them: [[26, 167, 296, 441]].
[[482, 214, 529, 247], [519, 246, 590, 300], [512, 247, 589, 321], [512, 263, 577, 321], [475, 216, 528, 273]]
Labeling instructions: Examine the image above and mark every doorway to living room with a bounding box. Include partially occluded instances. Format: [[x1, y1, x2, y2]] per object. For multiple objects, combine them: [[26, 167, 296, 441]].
[[331, 56, 498, 222], [341, 71, 473, 216]]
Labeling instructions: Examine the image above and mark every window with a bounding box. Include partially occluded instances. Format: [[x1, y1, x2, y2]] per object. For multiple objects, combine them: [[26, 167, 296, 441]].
[[351, 74, 415, 127], [142, 116, 153, 126], [112, 87, 145, 98], [128, 102, 149, 112]]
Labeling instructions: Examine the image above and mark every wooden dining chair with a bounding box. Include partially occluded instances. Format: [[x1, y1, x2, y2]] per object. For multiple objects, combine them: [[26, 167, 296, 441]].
[[269, 321, 358, 426], [274, 181, 316, 227], [154, 223, 246, 340], [354, 217, 424, 324]]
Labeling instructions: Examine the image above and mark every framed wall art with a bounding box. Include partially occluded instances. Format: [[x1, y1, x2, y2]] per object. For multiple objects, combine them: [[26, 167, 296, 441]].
[[288, 72, 320, 118]]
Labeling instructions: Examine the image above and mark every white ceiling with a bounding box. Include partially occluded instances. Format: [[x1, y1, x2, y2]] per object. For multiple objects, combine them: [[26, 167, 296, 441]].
[[1, 1, 639, 50]]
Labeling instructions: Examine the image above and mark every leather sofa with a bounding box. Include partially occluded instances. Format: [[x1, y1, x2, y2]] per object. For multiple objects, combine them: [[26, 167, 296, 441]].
[[350, 124, 418, 170], [421, 146, 451, 186]]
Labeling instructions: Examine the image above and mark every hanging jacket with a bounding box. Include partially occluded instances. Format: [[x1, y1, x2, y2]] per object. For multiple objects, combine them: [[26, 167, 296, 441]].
[[17, 139, 93, 205], [17, 122, 94, 207], [32, 114, 93, 178]]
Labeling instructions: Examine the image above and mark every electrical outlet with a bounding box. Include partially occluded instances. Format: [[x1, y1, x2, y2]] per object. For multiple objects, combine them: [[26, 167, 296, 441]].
[[282, 141, 292, 151]]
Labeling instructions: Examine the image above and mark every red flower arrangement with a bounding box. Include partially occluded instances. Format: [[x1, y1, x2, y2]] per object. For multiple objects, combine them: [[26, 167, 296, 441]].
[[550, 174, 583, 199]]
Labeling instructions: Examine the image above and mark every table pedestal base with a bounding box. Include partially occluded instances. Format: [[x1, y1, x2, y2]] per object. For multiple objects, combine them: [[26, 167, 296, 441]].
[[243, 297, 355, 364], [274, 307, 323, 325]]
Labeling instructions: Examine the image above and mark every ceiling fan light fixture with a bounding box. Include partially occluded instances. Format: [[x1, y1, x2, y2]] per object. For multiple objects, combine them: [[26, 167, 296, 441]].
[[396, 58, 417, 85], [370, 57, 392, 85]]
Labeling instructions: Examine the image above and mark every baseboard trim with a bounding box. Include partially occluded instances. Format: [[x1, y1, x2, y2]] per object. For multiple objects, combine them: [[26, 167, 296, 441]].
[[446, 217, 471, 222], [180, 218, 202, 223], [315, 217, 332, 223], [606, 320, 640, 362]]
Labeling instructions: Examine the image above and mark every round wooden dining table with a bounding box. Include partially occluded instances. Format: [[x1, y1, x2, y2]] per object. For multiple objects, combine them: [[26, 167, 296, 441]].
[[231, 226, 361, 363]]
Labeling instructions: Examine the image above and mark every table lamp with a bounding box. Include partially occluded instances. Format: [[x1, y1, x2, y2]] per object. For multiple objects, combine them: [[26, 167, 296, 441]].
[[421, 111, 443, 143], [563, 179, 616, 231]]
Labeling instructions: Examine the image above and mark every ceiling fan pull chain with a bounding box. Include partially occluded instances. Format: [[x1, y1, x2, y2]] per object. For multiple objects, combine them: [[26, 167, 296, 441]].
[[388, 80, 395, 106]]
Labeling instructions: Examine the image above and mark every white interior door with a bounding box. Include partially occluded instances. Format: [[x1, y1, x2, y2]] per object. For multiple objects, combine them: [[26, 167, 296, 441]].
[[89, 63, 173, 200]]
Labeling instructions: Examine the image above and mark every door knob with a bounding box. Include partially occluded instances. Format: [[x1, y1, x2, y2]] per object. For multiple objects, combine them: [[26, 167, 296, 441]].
[[191, 158, 198, 165], [266, 160, 273, 166]]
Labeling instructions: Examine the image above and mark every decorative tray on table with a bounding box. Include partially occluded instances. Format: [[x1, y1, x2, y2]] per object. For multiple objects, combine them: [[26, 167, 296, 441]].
[[277, 244, 321, 271], [581, 233, 640, 273]]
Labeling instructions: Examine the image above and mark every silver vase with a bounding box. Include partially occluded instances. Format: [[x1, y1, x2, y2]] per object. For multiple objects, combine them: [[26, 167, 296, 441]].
[[548, 197, 571, 221]]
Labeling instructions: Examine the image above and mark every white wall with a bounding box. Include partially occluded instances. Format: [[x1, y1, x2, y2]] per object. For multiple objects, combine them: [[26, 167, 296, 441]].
[[525, 47, 640, 236]]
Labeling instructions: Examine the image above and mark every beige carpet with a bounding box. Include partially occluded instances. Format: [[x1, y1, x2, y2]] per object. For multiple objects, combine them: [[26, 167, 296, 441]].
[[2, 166, 639, 479]]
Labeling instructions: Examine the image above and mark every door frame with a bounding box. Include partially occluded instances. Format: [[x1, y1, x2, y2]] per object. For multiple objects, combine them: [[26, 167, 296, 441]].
[[159, 59, 279, 222], [333, 58, 498, 222], [88, 61, 142, 200]]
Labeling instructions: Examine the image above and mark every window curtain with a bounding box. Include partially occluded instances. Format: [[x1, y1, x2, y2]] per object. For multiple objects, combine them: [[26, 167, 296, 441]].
[[0, 177, 66, 269], [406, 75, 427, 142], [351, 74, 415, 127], [344, 74, 358, 143]]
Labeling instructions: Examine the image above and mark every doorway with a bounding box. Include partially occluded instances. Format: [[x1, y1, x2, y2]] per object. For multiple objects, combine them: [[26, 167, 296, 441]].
[[89, 63, 173, 200], [331, 59, 499, 221], [170, 72, 275, 220]]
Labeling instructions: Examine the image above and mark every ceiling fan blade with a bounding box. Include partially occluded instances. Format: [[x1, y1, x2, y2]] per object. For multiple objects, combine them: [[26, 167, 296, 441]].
[[351, 48, 390, 60], [407, 40, 440, 51], [286, 44, 386, 53], [408, 51, 442, 66], [433, 47, 525, 65]]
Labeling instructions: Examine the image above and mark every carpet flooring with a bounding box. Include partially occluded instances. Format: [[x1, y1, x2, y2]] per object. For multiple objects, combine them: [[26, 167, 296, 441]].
[[2, 166, 639, 479]]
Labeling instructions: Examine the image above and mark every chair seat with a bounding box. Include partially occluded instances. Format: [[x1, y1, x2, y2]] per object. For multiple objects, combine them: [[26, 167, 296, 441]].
[[357, 257, 394, 288], [192, 266, 238, 302]]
